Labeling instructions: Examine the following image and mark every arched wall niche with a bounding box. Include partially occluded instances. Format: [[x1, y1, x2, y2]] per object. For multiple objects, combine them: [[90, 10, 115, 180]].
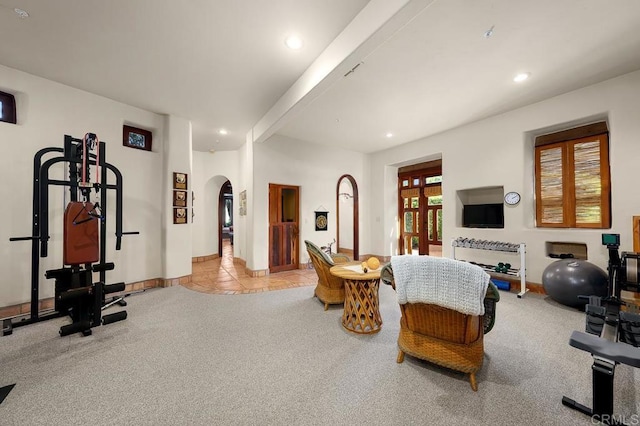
[[336, 174, 359, 260]]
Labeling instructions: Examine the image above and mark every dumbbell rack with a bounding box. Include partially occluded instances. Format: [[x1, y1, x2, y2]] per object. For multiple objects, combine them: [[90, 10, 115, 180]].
[[451, 238, 528, 298]]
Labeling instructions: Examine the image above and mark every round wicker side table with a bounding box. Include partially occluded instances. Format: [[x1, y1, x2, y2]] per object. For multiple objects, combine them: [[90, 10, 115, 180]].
[[330, 263, 382, 334]]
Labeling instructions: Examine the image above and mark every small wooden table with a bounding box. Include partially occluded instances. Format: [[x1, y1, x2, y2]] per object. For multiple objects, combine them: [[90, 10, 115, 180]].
[[330, 262, 382, 334]]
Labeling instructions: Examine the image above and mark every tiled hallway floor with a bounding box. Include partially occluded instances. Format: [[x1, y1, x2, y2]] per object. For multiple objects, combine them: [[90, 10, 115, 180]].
[[182, 240, 318, 295]]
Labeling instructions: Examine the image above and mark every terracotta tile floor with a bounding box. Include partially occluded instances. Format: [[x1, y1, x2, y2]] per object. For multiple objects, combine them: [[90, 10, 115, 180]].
[[183, 241, 318, 295]]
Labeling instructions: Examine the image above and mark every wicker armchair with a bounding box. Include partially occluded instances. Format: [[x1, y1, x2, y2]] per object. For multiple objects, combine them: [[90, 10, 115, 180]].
[[304, 240, 351, 310], [381, 263, 499, 391]]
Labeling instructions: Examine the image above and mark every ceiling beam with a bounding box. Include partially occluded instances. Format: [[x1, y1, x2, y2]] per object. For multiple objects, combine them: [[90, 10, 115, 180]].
[[250, 0, 436, 144]]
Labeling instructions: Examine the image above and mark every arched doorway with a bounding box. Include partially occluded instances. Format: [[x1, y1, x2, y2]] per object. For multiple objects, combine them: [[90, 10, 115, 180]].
[[218, 180, 233, 257], [336, 174, 359, 260]]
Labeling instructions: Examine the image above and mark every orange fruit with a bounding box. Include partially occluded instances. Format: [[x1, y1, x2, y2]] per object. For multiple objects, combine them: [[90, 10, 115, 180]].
[[367, 257, 380, 270]]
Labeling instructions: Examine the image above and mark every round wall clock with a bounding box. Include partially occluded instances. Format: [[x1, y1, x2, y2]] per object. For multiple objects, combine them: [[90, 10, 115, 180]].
[[504, 191, 521, 206]]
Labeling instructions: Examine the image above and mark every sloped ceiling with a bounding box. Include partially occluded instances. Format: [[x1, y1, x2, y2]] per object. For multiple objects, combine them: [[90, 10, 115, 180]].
[[1, 0, 640, 153]]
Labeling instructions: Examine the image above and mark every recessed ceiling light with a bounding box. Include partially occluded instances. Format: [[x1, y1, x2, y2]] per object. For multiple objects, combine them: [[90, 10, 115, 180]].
[[386, 132, 393, 138], [218, 129, 228, 135], [14, 8, 29, 18], [285, 35, 303, 50], [483, 25, 495, 38], [513, 72, 530, 83]]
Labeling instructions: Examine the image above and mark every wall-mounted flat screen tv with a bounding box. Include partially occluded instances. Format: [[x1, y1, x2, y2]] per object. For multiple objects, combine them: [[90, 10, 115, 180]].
[[463, 203, 504, 228]]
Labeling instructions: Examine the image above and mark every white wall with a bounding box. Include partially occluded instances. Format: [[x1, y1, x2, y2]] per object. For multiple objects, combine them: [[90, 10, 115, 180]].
[[162, 115, 192, 279], [369, 70, 640, 284], [6, 61, 638, 305], [0, 64, 164, 307], [252, 135, 368, 270], [239, 137, 253, 265], [191, 150, 240, 258]]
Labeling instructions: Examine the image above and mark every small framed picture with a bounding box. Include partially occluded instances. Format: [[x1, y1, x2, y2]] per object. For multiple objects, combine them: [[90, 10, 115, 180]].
[[173, 207, 188, 224], [173, 190, 187, 207], [173, 172, 188, 190], [239, 190, 247, 216], [123, 125, 152, 151]]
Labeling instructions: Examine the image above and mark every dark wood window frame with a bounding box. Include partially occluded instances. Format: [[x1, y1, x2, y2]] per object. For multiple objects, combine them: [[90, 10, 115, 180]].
[[0, 90, 17, 124], [534, 122, 611, 228], [123, 125, 153, 151]]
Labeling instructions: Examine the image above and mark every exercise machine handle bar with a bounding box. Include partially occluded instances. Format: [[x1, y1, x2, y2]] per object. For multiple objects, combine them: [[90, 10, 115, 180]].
[[10, 147, 62, 319], [39, 150, 126, 256]]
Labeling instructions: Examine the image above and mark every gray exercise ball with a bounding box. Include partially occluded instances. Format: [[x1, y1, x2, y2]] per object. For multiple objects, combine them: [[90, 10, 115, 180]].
[[542, 259, 608, 307]]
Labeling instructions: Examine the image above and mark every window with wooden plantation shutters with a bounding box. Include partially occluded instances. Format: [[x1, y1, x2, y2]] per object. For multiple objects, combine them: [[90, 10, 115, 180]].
[[534, 122, 610, 228], [537, 144, 564, 225]]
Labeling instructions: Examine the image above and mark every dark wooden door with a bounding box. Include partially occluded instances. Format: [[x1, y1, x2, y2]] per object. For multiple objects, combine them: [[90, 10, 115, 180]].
[[398, 163, 442, 256], [269, 184, 300, 273], [424, 193, 443, 254]]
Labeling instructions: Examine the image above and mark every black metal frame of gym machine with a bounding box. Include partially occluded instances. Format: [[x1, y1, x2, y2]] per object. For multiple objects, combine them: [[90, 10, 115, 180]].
[[4, 134, 137, 335]]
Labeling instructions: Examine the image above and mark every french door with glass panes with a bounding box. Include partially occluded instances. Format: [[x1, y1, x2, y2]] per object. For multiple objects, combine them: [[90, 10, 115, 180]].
[[398, 166, 442, 256]]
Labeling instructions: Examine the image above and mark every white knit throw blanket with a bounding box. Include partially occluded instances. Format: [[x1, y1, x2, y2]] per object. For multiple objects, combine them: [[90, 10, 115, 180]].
[[391, 255, 489, 316]]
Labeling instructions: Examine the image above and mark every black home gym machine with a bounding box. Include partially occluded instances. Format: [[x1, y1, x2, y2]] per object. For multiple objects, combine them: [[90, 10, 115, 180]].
[[4, 133, 138, 337], [562, 233, 640, 425]]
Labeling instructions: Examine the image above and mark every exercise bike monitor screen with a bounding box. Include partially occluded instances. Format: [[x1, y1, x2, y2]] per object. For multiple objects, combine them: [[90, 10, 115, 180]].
[[602, 233, 620, 247]]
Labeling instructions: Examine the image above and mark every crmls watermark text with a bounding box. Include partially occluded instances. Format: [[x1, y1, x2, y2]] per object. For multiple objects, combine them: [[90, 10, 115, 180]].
[[591, 413, 640, 425]]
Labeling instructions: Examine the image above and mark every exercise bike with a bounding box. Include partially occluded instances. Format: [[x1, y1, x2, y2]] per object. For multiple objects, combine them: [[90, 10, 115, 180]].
[[321, 238, 336, 255]]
